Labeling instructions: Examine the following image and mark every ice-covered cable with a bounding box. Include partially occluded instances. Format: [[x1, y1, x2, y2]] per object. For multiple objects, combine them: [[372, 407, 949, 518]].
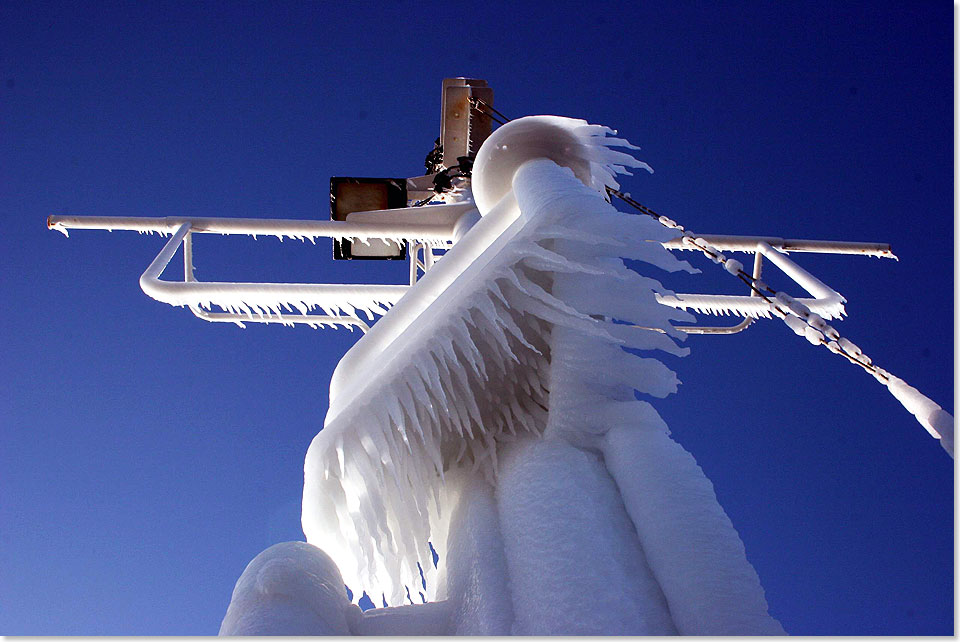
[[764, 286, 954, 457], [608, 188, 954, 456]]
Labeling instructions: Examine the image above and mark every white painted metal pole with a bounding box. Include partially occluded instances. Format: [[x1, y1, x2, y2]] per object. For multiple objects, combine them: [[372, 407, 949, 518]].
[[662, 234, 894, 258], [48, 207, 467, 242]]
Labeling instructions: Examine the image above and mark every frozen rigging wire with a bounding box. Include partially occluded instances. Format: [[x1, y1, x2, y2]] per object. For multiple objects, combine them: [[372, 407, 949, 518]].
[[469, 97, 510, 126], [607, 187, 954, 454], [604, 187, 889, 382]]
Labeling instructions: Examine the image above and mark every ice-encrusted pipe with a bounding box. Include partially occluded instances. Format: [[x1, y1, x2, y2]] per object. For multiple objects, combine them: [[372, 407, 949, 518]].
[[472, 115, 652, 217], [509, 158, 694, 449]]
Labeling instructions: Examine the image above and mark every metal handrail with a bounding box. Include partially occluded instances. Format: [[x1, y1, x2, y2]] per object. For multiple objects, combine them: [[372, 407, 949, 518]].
[[49, 210, 888, 334], [661, 233, 894, 258], [658, 240, 847, 321], [677, 252, 764, 335], [48, 205, 476, 330], [47, 210, 466, 242], [179, 232, 371, 331], [139, 223, 407, 330]]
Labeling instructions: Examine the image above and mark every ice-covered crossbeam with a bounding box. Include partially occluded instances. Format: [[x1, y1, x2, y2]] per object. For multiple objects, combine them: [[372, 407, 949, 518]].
[[47, 204, 471, 243], [139, 223, 408, 323], [46, 204, 476, 327], [661, 234, 895, 258], [657, 240, 849, 320]]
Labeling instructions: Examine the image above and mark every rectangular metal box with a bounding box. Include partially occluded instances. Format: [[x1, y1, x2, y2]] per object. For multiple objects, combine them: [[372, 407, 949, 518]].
[[329, 177, 408, 260]]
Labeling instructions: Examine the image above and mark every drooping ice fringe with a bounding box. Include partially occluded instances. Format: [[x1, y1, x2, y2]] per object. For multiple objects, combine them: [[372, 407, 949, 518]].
[[302, 118, 700, 607]]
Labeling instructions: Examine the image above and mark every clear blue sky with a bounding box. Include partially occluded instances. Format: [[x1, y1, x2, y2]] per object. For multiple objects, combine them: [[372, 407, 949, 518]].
[[0, 1, 952, 635]]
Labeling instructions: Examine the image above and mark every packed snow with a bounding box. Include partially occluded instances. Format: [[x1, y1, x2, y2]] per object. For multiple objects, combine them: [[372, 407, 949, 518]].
[[219, 541, 355, 635]]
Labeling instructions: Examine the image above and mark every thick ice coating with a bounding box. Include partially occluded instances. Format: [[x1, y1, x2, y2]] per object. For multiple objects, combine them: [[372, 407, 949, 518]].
[[293, 116, 784, 634], [471, 115, 651, 215], [219, 541, 355, 636]]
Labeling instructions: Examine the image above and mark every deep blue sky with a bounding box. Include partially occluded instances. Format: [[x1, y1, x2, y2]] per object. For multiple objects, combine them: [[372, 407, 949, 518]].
[[0, 1, 952, 635]]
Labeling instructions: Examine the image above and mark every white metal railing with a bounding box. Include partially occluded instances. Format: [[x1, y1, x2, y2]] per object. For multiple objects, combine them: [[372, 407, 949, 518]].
[[659, 239, 849, 323], [141, 222, 396, 330], [178, 231, 372, 329], [661, 234, 894, 258], [48, 211, 891, 334], [670, 252, 764, 335], [49, 203, 475, 331], [46, 210, 465, 242]]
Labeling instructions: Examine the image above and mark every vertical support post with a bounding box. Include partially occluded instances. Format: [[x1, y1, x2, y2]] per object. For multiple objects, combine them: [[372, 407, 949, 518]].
[[184, 230, 195, 282], [424, 245, 436, 271], [409, 242, 419, 285]]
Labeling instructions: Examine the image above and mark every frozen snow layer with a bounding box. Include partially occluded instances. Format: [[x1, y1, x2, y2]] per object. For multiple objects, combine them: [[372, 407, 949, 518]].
[[303, 154, 694, 605], [602, 424, 786, 635], [497, 436, 677, 635], [219, 541, 354, 636]]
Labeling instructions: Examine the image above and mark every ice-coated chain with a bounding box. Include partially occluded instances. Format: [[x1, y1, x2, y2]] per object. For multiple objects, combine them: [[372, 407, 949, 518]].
[[605, 188, 886, 375], [606, 187, 954, 454]]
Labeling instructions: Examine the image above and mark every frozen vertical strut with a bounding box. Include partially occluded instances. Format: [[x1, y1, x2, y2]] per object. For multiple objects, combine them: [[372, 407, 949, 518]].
[[506, 154, 784, 635]]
